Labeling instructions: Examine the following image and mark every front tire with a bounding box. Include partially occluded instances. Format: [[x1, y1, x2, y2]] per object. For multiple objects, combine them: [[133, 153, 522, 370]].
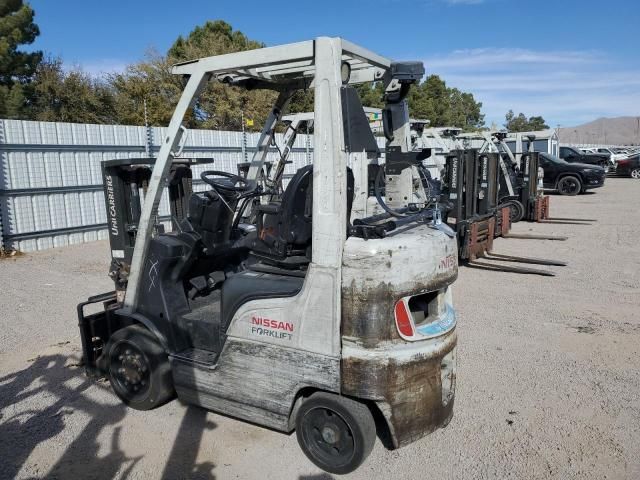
[[630, 168, 640, 179], [106, 325, 175, 410], [500, 199, 525, 222], [557, 175, 582, 196], [296, 392, 376, 475]]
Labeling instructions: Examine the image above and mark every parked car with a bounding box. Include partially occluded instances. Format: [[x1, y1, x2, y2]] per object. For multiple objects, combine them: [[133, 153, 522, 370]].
[[595, 147, 627, 164], [559, 146, 612, 172], [615, 155, 640, 178], [539, 152, 606, 195]]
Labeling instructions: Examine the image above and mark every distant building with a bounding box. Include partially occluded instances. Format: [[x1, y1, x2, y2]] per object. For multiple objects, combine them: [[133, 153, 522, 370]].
[[505, 129, 559, 158]]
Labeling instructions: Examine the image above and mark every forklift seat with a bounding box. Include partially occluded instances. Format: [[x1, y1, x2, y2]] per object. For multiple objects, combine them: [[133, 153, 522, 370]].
[[256, 164, 313, 254], [251, 165, 354, 264]]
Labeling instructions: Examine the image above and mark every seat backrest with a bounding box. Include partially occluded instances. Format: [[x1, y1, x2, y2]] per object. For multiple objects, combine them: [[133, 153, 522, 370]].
[[254, 165, 354, 261], [264, 164, 314, 247]]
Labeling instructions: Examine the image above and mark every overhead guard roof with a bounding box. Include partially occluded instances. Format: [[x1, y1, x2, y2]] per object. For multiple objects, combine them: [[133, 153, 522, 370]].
[[171, 37, 392, 89]]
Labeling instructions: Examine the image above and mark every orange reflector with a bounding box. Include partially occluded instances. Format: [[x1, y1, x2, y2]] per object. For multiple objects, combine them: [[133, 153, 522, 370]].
[[394, 300, 414, 338]]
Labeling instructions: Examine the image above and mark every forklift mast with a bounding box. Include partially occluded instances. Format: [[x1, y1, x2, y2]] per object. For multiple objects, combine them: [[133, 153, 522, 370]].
[[441, 149, 497, 260], [101, 158, 207, 294]]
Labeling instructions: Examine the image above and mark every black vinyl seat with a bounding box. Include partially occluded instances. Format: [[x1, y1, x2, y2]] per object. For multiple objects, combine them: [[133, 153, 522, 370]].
[[251, 165, 354, 265], [253, 165, 313, 261]]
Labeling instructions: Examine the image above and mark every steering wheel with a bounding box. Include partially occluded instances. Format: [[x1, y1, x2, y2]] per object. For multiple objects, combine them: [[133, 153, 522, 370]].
[[200, 170, 251, 192]]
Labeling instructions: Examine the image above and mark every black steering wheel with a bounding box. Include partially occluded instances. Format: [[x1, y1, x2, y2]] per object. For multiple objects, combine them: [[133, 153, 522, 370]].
[[200, 170, 251, 192]]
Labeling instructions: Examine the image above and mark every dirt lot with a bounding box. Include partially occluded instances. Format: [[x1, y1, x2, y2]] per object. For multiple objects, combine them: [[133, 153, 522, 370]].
[[1, 178, 639, 480]]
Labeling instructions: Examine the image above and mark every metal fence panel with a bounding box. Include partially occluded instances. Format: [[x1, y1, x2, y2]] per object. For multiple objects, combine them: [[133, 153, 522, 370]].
[[0, 119, 316, 252]]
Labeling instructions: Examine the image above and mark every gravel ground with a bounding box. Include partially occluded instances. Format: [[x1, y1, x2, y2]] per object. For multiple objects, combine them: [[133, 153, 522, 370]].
[[1, 178, 639, 480]]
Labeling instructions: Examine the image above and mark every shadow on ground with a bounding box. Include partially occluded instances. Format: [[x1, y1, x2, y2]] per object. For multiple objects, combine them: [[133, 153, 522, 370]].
[[0, 354, 216, 480]]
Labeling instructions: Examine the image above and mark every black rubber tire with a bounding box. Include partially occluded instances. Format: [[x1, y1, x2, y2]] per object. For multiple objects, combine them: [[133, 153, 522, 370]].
[[600, 161, 610, 173], [501, 199, 525, 223], [296, 392, 376, 475], [556, 175, 582, 196], [106, 325, 175, 410], [630, 168, 640, 179]]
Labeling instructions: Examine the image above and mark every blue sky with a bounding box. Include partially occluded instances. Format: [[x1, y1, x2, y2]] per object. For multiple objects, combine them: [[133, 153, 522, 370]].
[[26, 0, 640, 127]]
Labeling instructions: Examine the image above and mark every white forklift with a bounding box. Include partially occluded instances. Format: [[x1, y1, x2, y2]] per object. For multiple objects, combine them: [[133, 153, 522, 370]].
[[77, 37, 458, 474]]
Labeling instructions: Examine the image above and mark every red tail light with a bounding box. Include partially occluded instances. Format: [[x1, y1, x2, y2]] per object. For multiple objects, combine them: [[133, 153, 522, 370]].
[[394, 300, 415, 338]]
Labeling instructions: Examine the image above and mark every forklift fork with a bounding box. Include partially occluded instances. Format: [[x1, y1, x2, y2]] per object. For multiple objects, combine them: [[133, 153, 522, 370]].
[[464, 220, 562, 276], [537, 219, 592, 225], [542, 217, 597, 222], [466, 258, 555, 277], [503, 233, 568, 241], [483, 251, 567, 267], [536, 196, 595, 224]]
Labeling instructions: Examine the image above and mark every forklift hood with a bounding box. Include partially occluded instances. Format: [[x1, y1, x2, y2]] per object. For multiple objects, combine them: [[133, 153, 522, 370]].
[[341, 222, 458, 347]]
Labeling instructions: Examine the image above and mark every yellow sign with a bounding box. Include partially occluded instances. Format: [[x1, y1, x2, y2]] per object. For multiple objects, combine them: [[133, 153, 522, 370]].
[[246, 119, 254, 127]]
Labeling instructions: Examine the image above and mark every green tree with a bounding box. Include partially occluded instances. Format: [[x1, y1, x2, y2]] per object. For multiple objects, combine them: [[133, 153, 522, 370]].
[[407, 75, 484, 130], [31, 58, 117, 123], [527, 115, 549, 131], [0, 0, 42, 118], [109, 52, 180, 126], [504, 110, 549, 132], [110, 20, 278, 130]]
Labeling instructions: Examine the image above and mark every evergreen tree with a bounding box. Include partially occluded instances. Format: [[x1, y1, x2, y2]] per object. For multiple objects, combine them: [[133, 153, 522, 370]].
[[407, 75, 484, 130], [0, 0, 42, 118], [111, 20, 277, 130], [504, 110, 549, 132]]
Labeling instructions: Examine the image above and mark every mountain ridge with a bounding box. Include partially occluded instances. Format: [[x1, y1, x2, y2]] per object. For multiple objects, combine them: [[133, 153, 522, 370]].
[[558, 116, 640, 146]]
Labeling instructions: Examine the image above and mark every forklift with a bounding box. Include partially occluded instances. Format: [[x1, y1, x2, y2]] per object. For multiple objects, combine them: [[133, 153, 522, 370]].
[[77, 38, 458, 474], [481, 132, 593, 227], [440, 148, 567, 276]]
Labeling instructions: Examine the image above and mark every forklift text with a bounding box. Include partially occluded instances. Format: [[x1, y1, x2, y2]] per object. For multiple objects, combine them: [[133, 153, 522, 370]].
[[250, 316, 294, 341], [439, 254, 456, 270], [105, 175, 118, 236]]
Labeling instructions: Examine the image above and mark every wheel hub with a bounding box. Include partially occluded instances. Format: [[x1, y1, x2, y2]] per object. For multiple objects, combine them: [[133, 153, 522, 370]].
[[112, 343, 149, 395], [321, 425, 340, 444], [119, 350, 145, 384]]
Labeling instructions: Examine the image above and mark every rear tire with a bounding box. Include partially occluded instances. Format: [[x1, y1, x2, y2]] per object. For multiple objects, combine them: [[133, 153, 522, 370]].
[[630, 168, 640, 179], [557, 175, 582, 196], [296, 392, 376, 475], [106, 325, 175, 410]]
